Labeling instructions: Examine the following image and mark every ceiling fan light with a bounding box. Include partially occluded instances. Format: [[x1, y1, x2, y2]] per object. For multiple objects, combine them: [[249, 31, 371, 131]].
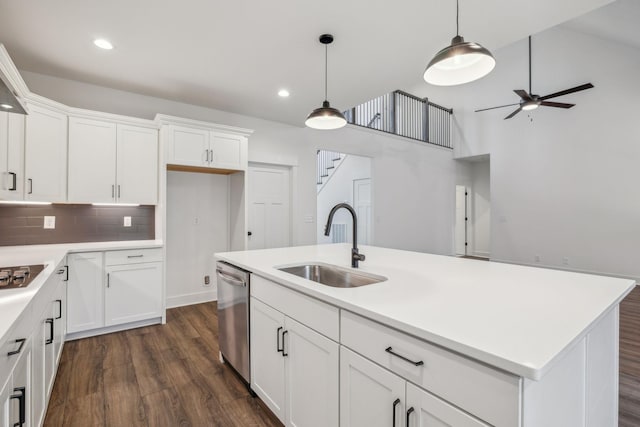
[[521, 101, 540, 111], [305, 100, 347, 130], [424, 36, 495, 86]]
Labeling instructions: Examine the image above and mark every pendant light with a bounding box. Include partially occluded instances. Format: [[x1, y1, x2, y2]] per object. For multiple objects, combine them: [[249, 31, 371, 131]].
[[305, 34, 347, 130], [423, 0, 495, 86]]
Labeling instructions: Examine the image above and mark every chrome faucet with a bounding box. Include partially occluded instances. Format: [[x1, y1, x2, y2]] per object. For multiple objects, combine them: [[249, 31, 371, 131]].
[[324, 203, 366, 268]]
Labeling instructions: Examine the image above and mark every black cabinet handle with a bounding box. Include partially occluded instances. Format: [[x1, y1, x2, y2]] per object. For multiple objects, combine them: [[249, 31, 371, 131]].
[[55, 299, 63, 319], [45, 318, 54, 345], [282, 330, 288, 357], [27, 178, 33, 194], [276, 326, 283, 353], [392, 398, 400, 427], [64, 265, 69, 281], [385, 347, 424, 366], [247, 231, 252, 236], [7, 338, 26, 356], [406, 407, 414, 427], [10, 386, 26, 427], [8, 172, 17, 191], [57, 269, 65, 275]]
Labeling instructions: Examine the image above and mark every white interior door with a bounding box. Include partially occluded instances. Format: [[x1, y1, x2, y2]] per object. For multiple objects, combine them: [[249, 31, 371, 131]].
[[455, 185, 467, 256], [248, 164, 291, 250], [353, 178, 372, 245]]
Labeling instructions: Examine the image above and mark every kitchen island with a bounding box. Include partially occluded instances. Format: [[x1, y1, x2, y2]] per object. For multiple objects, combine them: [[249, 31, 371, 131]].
[[216, 243, 636, 427]]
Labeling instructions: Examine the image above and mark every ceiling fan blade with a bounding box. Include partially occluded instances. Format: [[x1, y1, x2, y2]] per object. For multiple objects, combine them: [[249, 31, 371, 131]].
[[504, 108, 522, 120], [514, 90, 532, 100], [540, 101, 575, 109], [539, 83, 594, 100], [475, 103, 520, 112]]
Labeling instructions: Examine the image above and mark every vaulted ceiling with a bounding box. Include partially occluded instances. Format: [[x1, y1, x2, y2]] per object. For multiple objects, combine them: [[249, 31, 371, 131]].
[[0, 0, 613, 125]]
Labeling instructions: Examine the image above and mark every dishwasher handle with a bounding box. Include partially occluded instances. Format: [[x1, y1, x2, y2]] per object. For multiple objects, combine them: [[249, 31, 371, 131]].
[[216, 269, 247, 287]]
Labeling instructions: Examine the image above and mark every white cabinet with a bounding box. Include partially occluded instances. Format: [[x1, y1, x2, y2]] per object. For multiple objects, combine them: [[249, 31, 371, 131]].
[[340, 346, 405, 427], [24, 104, 67, 202], [67, 248, 163, 337], [68, 117, 158, 204], [166, 125, 247, 171], [104, 261, 162, 326], [250, 297, 339, 427], [8, 340, 30, 427], [406, 383, 488, 427], [0, 112, 25, 200], [67, 252, 104, 334]]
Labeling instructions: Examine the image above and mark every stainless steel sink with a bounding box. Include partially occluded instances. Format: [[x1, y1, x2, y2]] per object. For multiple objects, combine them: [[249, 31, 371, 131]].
[[277, 263, 387, 288]]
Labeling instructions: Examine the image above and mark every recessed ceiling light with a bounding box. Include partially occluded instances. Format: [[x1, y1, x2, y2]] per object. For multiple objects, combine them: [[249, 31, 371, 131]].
[[94, 38, 114, 50], [0, 104, 13, 110], [278, 89, 290, 98]]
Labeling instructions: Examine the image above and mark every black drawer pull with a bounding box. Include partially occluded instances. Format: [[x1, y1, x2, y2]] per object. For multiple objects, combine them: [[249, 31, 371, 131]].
[[406, 407, 414, 426], [392, 398, 400, 427], [8, 172, 17, 191], [282, 330, 288, 357], [45, 318, 54, 345], [276, 326, 283, 353], [55, 299, 63, 319], [7, 338, 26, 356], [10, 386, 26, 427], [385, 347, 424, 366], [127, 254, 144, 258]]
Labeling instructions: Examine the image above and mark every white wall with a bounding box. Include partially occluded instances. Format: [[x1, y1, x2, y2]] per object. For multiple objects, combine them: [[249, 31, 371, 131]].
[[470, 161, 491, 257], [22, 70, 458, 255], [317, 154, 371, 244], [166, 171, 228, 307], [442, 27, 640, 279]]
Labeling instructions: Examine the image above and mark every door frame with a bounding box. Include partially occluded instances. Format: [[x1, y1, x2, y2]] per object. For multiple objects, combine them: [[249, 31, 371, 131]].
[[455, 185, 468, 256], [352, 177, 373, 245], [248, 162, 295, 249]]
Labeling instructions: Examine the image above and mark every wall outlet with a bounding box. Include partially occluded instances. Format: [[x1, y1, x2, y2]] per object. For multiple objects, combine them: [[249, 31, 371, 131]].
[[204, 275, 211, 286], [123, 216, 132, 227], [534, 255, 541, 263], [43, 216, 55, 229]]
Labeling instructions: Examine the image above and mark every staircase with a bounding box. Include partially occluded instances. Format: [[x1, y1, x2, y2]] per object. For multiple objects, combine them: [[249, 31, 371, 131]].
[[317, 150, 345, 193]]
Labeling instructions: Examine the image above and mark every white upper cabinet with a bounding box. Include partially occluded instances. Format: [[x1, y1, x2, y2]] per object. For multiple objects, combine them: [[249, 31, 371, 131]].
[[24, 104, 68, 202], [165, 122, 248, 171], [68, 117, 158, 204], [117, 125, 158, 204], [0, 112, 25, 200], [68, 117, 117, 203]]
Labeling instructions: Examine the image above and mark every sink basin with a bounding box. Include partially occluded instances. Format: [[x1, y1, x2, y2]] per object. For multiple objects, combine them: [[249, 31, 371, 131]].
[[277, 263, 387, 288]]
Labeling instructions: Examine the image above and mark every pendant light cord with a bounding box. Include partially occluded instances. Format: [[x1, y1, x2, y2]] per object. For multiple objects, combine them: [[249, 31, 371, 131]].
[[456, 0, 459, 36], [529, 36, 532, 94], [325, 43, 328, 101]]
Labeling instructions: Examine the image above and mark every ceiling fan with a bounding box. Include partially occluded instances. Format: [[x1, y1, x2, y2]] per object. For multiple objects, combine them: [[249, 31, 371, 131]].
[[475, 36, 594, 120]]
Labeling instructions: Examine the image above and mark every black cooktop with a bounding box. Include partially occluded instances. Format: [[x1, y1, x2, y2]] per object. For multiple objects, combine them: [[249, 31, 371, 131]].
[[0, 264, 46, 290]]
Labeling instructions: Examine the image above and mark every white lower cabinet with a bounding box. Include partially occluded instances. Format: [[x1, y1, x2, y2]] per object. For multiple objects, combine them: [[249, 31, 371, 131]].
[[0, 338, 31, 427], [105, 262, 162, 326], [67, 252, 104, 334], [250, 297, 339, 427], [67, 248, 164, 337], [405, 382, 488, 427]]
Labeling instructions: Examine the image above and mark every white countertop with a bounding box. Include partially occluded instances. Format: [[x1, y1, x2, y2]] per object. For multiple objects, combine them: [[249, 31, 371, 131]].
[[216, 244, 636, 380], [0, 240, 163, 349]]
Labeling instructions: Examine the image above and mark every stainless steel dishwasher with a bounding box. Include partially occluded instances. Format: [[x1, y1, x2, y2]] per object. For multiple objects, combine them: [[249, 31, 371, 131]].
[[216, 261, 250, 384]]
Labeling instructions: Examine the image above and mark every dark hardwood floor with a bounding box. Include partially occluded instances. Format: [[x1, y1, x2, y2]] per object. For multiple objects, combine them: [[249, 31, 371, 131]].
[[44, 302, 282, 427], [620, 285, 640, 427], [45, 287, 640, 426]]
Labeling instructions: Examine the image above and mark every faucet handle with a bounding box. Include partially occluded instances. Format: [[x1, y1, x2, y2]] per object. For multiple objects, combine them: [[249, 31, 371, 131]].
[[353, 252, 366, 262]]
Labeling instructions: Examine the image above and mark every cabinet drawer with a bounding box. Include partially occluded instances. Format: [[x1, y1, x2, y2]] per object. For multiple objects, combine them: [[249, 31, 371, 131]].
[[341, 311, 521, 427], [251, 275, 339, 341], [0, 305, 33, 385], [105, 248, 162, 266]]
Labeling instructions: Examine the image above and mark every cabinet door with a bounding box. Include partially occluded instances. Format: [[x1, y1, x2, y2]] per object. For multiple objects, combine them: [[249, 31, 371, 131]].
[[10, 343, 30, 427], [104, 262, 162, 326], [285, 316, 339, 427], [116, 125, 158, 204], [67, 252, 104, 334], [68, 117, 117, 203], [250, 298, 286, 422], [53, 278, 67, 365], [406, 382, 489, 427], [166, 126, 209, 167], [340, 346, 406, 427], [0, 112, 25, 200], [210, 131, 245, 170], [0, 376, 10, 427], [24, 104, 67, 202], [32, 313, 47, 427]]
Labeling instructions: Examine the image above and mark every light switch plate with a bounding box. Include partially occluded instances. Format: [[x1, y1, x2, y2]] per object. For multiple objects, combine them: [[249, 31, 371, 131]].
[[123, 216, 132, 227], [44, 216, 55, 229]]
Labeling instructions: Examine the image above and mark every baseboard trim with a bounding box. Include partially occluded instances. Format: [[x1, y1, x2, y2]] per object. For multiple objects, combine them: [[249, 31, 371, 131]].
[[473, 251, 490, 258], [166, 291, 217, 309], [66, 317, 162, 341]]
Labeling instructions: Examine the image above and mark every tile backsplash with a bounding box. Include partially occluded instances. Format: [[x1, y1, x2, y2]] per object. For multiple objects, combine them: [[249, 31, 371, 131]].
[[0, 204, 155, 246]]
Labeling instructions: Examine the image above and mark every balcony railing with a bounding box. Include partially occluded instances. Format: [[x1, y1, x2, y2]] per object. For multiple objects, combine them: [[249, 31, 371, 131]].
[[344, 90, 453, 149]]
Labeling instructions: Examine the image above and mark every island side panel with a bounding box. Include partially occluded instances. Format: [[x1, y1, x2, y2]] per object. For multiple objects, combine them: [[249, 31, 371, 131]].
[[522, 306, 619, 427]]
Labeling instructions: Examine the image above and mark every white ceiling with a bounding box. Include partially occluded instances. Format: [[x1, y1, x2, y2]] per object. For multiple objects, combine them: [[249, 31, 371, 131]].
[[0, 0, 613, 126]]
